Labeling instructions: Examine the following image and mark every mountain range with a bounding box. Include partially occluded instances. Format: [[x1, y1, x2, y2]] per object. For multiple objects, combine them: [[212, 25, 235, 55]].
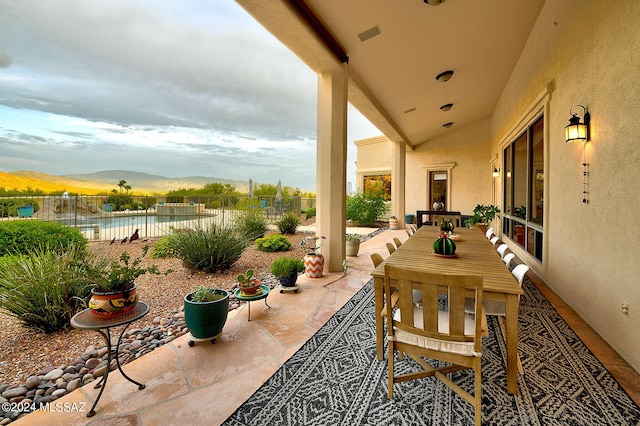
[[1, 170, 252, 194]]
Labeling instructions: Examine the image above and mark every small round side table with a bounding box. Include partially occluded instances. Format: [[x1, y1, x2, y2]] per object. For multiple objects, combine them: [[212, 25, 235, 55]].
[[70, 302, 149, 417], [233, 284, 271, 321]]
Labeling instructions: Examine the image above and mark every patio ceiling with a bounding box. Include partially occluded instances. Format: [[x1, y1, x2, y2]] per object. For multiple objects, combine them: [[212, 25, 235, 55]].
[[237, 0, 545, 149]]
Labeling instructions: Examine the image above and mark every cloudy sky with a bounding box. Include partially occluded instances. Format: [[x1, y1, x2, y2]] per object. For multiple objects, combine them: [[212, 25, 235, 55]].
[[0, 0, 379, 191]]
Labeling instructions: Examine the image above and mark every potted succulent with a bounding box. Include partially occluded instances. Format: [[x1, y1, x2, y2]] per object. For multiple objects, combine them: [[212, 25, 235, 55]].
[[184, 286, 230, 346], [270, 257, 305, 287], [345, 234, 361, 256], [236, 269, 261, 295], [87, 246, 161, 318], [300, 235, 326, 278]]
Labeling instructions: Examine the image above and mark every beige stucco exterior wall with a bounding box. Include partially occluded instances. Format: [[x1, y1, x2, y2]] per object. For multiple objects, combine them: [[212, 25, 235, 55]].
[[356, 119, 494, 218], [405, 119, 493, 217], [354, 136, 393, 194], [491, 0, 640, 371]]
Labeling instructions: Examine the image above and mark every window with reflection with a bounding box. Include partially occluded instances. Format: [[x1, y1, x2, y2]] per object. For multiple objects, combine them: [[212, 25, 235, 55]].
[[502, 115, 544, 262], [363, 175, 391, 200]]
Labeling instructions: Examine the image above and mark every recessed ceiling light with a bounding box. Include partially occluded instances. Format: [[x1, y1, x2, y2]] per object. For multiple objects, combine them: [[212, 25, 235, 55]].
[[358, 26, 381, 42], [435, 70, 454, 82], [440, 103, 453, 111], [442, 122, 453, 128], [404, 107, 416, 114], [424, 0, 446, 5]]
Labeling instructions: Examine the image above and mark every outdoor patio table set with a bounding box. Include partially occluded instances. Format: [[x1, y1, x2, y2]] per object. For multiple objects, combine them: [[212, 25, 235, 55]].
[[371, 226, 523, 394]]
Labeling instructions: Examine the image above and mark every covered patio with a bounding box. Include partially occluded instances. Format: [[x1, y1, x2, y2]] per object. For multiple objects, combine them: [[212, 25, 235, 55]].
[[11, 1, 640, 423], [234, 0, 640, 382], [15, 228, 639, 424]]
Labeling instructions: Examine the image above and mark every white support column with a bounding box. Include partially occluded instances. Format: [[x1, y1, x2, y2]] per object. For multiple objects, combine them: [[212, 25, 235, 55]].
[[316, 63, 348, 273], [391, 141, 406, 227]]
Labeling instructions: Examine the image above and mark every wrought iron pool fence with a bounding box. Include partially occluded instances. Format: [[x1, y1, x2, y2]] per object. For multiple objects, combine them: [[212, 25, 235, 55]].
[[0, 194, 312, 242]]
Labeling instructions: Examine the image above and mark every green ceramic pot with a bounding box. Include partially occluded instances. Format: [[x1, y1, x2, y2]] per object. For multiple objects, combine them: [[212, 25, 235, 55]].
[[184, 289, 230, 339]]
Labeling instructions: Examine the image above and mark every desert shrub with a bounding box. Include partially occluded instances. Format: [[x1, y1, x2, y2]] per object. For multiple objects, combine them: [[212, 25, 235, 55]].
[[303, 207, 316, 219], [255, 234, 292, 252], [234, 208, 269, 241], [0, 221, 87, 257], [150, 234, 175, 259], [275, 213, 300, 234], [206, 200, 222, 209], [168, 225, 249, 272], [346, 192, 389, 226], [0, 198, 40, 218], [105, 195, 134, 211], [0, 245, 93, 333], [235, 198, 261, 210]]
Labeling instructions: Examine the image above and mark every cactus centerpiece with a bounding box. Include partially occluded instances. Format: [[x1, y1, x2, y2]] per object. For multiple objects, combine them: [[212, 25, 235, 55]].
[[440, 219, 455, 233], [433, 232, 457, 256]]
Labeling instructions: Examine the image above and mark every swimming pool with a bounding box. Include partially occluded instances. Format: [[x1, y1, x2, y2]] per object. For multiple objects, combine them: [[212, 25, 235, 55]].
[[61, 211, 235, 241]]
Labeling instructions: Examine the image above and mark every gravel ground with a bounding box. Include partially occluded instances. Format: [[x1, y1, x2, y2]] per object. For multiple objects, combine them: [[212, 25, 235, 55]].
[[0, 228, 314, 387]]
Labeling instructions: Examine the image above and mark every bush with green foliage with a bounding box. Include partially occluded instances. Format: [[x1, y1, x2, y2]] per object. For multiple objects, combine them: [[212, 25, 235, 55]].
[[150, 234, 175, 259], [0, 198, 40, 218], [168, 225, 249, 272], [303, 207, 316, 219], [0, 245, 93, 333], [255, 234, 292, 252], [276, 213, 300, 234], [346, 192, 389, 226], [234, 208, 269, 240], [0, 221, 87, 257], [105, 194, 135, 211]]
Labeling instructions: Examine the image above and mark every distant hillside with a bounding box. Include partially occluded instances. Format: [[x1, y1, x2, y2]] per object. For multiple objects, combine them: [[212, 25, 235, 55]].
[[0, 171, 106, 194], [63, 170, 250, 193], [5, 170, 252, 194]]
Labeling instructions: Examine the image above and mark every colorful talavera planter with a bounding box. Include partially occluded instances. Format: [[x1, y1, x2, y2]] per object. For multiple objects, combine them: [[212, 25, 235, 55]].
[[89, 284, 138, 318]]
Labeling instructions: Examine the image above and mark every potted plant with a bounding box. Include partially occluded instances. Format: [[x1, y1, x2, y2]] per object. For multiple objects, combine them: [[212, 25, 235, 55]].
[[345, 234, 361, 256], [101, 197, 114, 212], [87, 246, 161, 318], [184, 286, 230, 346], [236, 269, 261, 295], [388, 215, 398, 230], [300, 235, 326, 278], [464, 204, 500, 229], [270, 257, 304, 287]]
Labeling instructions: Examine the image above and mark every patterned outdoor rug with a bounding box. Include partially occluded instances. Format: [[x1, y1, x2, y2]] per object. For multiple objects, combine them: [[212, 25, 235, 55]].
[[223, 278, 640, 425]]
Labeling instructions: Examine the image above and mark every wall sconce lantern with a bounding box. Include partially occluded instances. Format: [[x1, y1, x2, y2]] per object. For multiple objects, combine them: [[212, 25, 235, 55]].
[[565, 105, 590, 143], [492, 167, 500, 178]]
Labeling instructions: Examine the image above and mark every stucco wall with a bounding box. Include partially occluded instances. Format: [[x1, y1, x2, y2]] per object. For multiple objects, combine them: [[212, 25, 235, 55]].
[[405, 119, 493, 217], [491, 0, 640, 371], [356, 120, 494, 220], [354, 136, 393, 193]]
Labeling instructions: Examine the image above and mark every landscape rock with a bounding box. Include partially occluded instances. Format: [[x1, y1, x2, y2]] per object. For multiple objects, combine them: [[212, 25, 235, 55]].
[[1, 387, 27, 400], [42, 369, 63, 381], [24, 376, 40, 389]]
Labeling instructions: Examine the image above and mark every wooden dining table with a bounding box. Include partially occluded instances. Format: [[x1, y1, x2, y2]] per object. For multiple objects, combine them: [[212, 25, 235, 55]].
[[371, 226, 524, 395]]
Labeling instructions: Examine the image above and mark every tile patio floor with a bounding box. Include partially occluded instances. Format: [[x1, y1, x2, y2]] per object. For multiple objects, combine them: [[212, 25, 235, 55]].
[[16, 229, 640, 425]]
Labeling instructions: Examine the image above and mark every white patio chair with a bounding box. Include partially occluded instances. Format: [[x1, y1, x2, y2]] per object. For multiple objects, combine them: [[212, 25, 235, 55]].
[[496, 243, 510, 259], [502, 252, 515, 266]]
